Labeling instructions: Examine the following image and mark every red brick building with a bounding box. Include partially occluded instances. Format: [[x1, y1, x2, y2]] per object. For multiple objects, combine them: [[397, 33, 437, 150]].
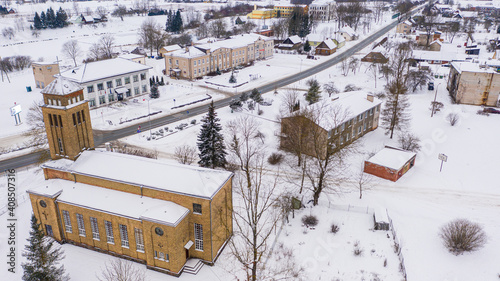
[[364, 147, 416, 182]]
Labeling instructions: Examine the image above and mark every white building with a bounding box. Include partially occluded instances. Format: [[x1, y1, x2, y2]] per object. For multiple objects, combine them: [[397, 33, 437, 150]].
[[309, 0, 335, 22], [58, 58, 152, 108]]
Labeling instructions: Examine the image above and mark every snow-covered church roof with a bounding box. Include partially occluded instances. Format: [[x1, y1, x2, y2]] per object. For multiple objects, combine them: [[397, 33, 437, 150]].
[[41, 76, 83, 96], [41, 150, 233, 199]]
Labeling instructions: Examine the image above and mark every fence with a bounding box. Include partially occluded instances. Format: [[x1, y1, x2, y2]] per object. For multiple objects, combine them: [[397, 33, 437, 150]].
[[325, 202, 374, 215], [387, 212, 408, 281]]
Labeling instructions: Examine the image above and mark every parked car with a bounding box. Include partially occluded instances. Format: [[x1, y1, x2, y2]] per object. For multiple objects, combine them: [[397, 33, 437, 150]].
[[483, 107, 500, 114], [428, 82, 434, 90]]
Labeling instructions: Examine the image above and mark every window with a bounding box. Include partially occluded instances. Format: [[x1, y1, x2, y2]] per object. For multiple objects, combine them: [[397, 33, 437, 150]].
[[364, 122, 367, 131], [365, 111, 369, 118], [119, 224, 129, 248], [99, 95, 106, 105], [135, 228, 144, 252], [62, 211, 72, 233], [358, 126, 362, 135], [57, 138, 64, 154], [87, 85, 94, 93], [194, 223, 203, 251], [76, 214, 86, 237], [53, 115, 58, 127], [140, 73, 146, 80], [126, 89, 131, 97], [159, 252, 164, 260], [193, 203, 202, 214], [133, 75, 138, 82], [134, 87, 139, 95], [89, 98, 96, 107], [142, 85, 147, 93], [341, 123, 345, 131], [106, 81, 113, 88], [81, 110, 85, 122], [194, 60, 197, 66], [175, 60, 178, 65], [58, 115, 63, 128], [359, 114, 363, 121], [72, 114, 76, 126], [77, 112, 81, 124], [90, 217, 100, 240], [48, 114, 53, 126], [108, 93, 115, 102], [370, 108, 374, 115], [124, 77, 130, 84], [116, 78, 122, 86], [97, 83, 104, 91], [105, 221, 114, 244]]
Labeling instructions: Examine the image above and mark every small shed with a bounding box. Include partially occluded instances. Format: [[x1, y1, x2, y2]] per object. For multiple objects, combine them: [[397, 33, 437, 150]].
[[339, 25, 358, 41], [315, 39, 337, 56], [374, 207, 389, 231], [364, 146, 416, 182]]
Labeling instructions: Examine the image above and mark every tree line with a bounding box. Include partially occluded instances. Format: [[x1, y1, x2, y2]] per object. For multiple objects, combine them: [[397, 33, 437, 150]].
[[33, 7, 69, 30]]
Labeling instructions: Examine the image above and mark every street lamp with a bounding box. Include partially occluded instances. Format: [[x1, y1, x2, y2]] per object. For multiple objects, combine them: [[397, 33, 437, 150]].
[[431, 83, 441, 117], [147, 98, 152, 138]]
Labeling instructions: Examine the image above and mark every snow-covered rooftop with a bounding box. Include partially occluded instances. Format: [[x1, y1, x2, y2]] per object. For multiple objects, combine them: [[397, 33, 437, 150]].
[[167, 45, 206, 59], [307, 34, 323, 43], [305, 91, 382, 129], [119, 53, 145, 60], [41, 76, 83, 96], [42, 150, 233, 199], [412, 50, 467, 62], [287, 35, 302, 45], [161, 44, 182, 52], [319, 39, 337, 50], [367, 147, 416, 170], [451, 61, 499, 74], [28, 180, 190, 226], [197, 33, 272, 51], [340, 26, 357, 37], [59, 58, 152, 84]]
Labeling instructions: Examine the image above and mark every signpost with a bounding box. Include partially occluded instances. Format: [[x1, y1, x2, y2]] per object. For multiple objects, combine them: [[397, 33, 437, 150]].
[[10, 104, 22, 125], [438, 153, 448, 172], [392, 13, 400, 19]]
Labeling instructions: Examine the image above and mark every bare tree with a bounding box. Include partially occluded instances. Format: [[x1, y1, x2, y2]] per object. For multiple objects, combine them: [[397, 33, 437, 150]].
[[209, 18, 227, 38], [88, 43, 102, 61], [98, 34, 115, 59], [85, 7, 92, 16], [72, 2, 80, 17], [271, 19, 288, 40], [408, 68, 432, 92], [2, 27, 15, 40], [380, 42, 413, 139], [352, 166, 375, 199], [348, 57, 359, 75], [95, 6, 108, 20], [280, 87, 300, 114], [174, 145, 197, 165], [97, 259, 146, 281], [323, 81, 339, 97], [195, 24, 209, 39], [398, 132, 421, 152], [62, 40, 82, 67], [112, 5, 128, 21], [340, 58, 350, 76], [445, 21, 460, 43], [23, 100, 46, 149], [440, 219, 487, 255]]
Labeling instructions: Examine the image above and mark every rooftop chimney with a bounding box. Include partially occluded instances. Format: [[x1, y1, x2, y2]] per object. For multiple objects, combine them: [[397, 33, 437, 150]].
[[367, 94, 374, 102]]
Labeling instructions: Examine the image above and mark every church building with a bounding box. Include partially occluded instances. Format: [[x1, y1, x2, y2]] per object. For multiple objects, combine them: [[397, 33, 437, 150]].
[[27, 76, 233, 276]]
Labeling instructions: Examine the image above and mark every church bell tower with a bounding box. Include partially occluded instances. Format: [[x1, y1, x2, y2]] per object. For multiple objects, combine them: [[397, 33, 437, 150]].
[[41, 76, 94, 160]]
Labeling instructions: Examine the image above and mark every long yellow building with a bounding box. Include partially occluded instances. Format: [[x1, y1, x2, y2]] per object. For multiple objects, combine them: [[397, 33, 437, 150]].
[[27, 76, 234, 276]]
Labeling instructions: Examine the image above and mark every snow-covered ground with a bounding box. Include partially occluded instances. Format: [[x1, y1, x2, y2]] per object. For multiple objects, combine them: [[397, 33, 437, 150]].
[[1, 1, 500, 280]]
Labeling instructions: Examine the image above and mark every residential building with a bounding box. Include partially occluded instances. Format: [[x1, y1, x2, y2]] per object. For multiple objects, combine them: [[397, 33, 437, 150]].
[[429, 40, 442, 51], [416, 31, 442, 46], [28, 79, 234, 276], [280, 91, 382, 159], [412, 50, 467, 65], [333, 35, 346, 49], [164, 34, 273, 80], [364, 146, 416, 182], [447, 61, 500, 107], [277, 35, 303, 50], [159, 44, 182, 57], [58, 58, 152, 108], [361, 46, 388, 63], [32, 61, 59, 89], [315, 39, 337, 56], [309, 0, 335, 22], [339, 25, 358, 41], [306, 34, 324, 47], [396, 20, 413, 34], [119, 53, 147, 64], [273, 3, 308, 18]]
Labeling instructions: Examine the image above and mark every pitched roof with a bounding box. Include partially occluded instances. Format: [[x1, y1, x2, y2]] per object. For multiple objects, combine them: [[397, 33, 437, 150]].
[[307, 33, 323, 42], [59, 58, 152, 84], [318, 39, 337, 50], [287, 35, 302, 44], [41, 150, 233, 199], [161, 44, 182, 52], [340, 25, 357, 37], [41, 76, 83, 96]]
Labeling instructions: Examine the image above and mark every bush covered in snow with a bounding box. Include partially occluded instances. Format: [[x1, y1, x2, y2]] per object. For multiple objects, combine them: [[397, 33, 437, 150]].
[[440, 218, 487, 255], [302, 215, 318, 228]]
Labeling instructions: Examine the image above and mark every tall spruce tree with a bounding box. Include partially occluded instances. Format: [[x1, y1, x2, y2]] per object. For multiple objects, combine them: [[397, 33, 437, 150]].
[[173, 10, 183, 33], [305, 78, 321, 104], [46, 7, 56, 29], [22, 215, 69, 281], [197, 101, 227, 168], [34, 12, 42, 30], [40, 11, 47, 29], [55, 7, 68, 28]]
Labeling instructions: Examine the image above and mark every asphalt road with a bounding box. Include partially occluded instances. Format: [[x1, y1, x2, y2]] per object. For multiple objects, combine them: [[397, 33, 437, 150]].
[[0, 16, 407, 171]]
